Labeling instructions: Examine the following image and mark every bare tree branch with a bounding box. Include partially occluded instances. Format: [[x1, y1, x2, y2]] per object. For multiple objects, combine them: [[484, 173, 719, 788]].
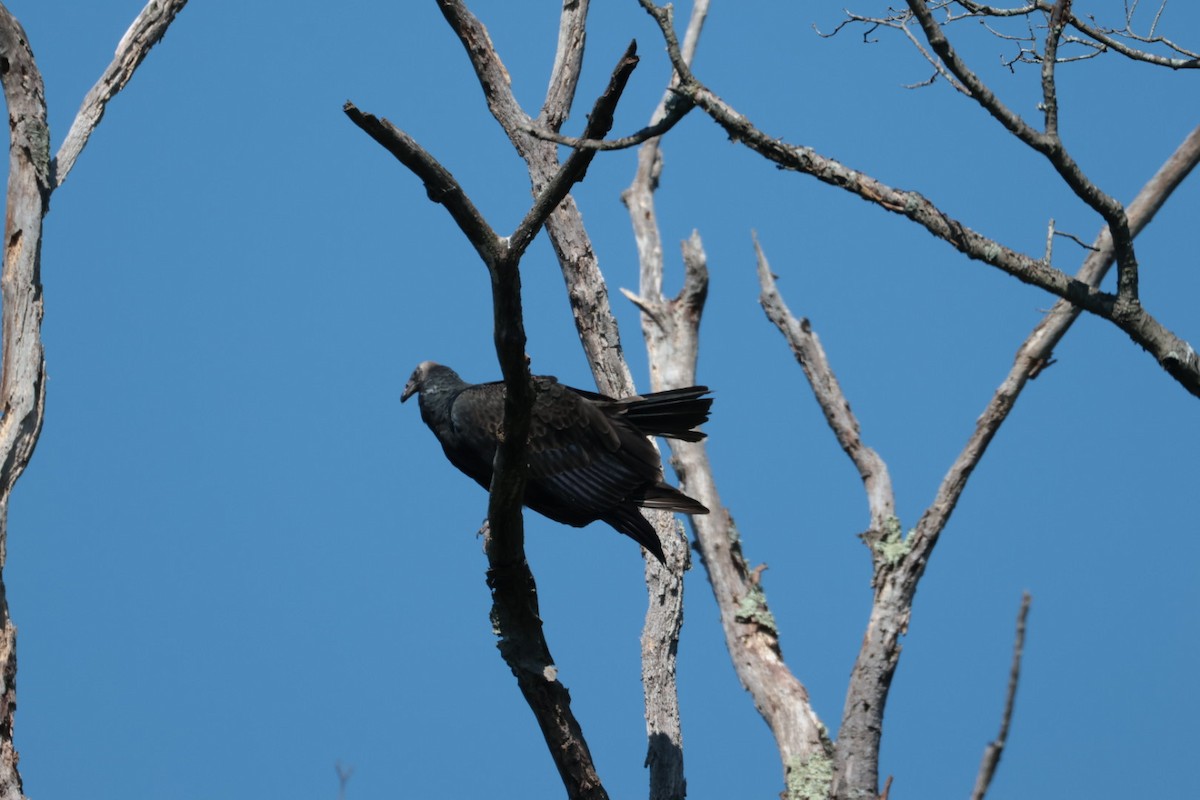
[[834, 120, 1200, 800], [815, 9, 971, 94], [522, 104, 693, 152], [754, 239, 910, 800], [624, 31, 836, 785], [971, 592, 1032, 800], [950, 2, 1038, 19], [1039, 0, 1068, 138], [1074, 15, 1200, 67], [639, 6, 1195, 796], [748, 251, 907, 800], [525, 0, 707, 155], [0, 7, 48, 797], [663, 235, 834, 797], [437, 0, 634, 392], [344, 35, 637, 265], [439, 0, 651, 412], [538, 0, 588, 131], [621, 0, 710, 389], [512, 42, 639, 255], [0, 3, 189, 794], [346, 20, 646, 800], [616, 8, 713, 798], [341, 103, 596, 794], [638, 0, 1200, 396], [622, 159, 690, 800], [614, 9, 710, 796], [436, 1, 537, 164], [913, 122, 1200, 562], [902, 0, 1141, 304], [534, 0, 692, 147], [754, 238, 897, 541], [52, 0, 190, 188], [830, 2, 1199, 90], [737, 54, 1199, 800], [340, 105, 503, 261], [636, 512, 688, 800], [475, 6, 754, 797], [954, 0, 1200, 67]]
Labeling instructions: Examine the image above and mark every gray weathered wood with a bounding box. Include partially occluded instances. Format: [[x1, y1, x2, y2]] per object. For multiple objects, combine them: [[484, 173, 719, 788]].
[[53, 0, 190, 188], [0, 7, 50, 798], [0, 4, 190, 795]]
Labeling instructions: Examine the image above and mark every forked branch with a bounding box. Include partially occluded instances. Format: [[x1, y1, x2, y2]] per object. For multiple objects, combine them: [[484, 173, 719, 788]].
[[345, 30, 642, 800], [638, 0, 1200, 397], [835, 120, 1200, 800], [901, 0, 1141, 303], [737, 29, 1200, 800]]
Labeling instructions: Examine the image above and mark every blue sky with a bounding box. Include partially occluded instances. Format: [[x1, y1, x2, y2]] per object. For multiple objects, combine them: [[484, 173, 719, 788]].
[[4, 2, 1198, 798]]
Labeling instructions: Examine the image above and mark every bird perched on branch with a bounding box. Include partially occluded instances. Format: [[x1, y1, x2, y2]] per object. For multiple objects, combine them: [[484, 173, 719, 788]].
[[401, 361, 712, 563]]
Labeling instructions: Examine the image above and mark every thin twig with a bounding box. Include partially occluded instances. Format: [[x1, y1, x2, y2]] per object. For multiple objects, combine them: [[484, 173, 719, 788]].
[[902, 0, 1142, 302], [523, 102, 692, 152], [971, 592, 1032, 800], [528, 1, 704, 151], [1066, 3, 1199, 67], [1053, 229, 1099, 252], [954, 2, 1199, 66]]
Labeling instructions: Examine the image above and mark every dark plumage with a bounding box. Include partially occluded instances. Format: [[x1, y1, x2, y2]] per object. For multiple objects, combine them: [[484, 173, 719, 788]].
[[401, 361, 712, 563]]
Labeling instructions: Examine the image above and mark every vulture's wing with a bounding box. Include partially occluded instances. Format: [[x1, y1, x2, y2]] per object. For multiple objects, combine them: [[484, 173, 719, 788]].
[[522, 377, 657, 519], [439, 381, 505, 489]]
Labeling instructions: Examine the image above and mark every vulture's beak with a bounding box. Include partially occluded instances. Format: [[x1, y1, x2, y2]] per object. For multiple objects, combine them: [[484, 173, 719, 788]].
[[400, 379, 418, 403]]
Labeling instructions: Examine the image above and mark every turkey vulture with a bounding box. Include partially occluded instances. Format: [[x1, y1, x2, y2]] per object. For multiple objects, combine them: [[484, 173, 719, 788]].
[[401, 361, 712, 562]]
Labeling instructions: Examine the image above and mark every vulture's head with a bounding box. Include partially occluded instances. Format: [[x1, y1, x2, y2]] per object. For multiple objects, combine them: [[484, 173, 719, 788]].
[[402, 361, 469, 408], [400, 360, 440, 403]]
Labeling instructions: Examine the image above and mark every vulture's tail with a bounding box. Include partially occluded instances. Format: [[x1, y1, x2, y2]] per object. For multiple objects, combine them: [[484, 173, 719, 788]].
[[603, 504, 668, 564], [620, 386, 712, 442], [637, 481, 709, 515], [601, 483, 710, 564]]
